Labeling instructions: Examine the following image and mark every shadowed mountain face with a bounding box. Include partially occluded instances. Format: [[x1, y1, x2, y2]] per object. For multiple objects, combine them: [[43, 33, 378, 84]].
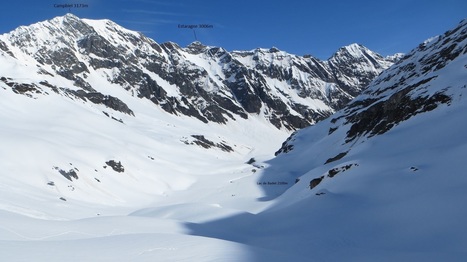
[[0, 14, 396, 130], [185, 20, 467, 261], [274, 18, 467, 182]]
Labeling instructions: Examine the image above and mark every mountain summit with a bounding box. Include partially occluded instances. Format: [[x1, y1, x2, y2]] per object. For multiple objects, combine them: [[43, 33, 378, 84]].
[[0, 14, 396, 130]]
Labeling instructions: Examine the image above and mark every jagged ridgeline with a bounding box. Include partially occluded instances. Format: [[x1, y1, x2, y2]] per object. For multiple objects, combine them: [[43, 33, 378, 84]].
[[0, 14, 400, 130], [275, 19, 467, 158]]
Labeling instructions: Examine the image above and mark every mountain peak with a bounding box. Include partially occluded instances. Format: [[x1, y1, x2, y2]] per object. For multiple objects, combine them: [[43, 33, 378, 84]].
[[334, 43, 373, 58], [187, 40, 205, 48], [269, 46, 280, 53], [186, 41, 212, 54], [385, 52, 405, 62], [63, 13, 80, 20], [325, 43, 392, 96], [345, 42, 365, 49], [50, 13, 88, 29], [46, 13, 80, 24]]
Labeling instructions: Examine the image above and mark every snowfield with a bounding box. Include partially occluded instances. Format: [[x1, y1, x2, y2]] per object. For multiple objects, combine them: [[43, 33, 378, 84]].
[[0, 53, 292, 260]]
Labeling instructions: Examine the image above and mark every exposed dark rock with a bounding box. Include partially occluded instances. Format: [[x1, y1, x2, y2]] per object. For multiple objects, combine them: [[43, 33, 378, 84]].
[[1, 77, 44, 96], [274, 132, 297, 156], [11, 83, 42, 95], [0, 40, 15, 57], [191, 135, 215, 149], [309, 176, 324, 189], [112, 117, 124, 123], [78, 34, 125, 66], [327, 163, 358, 178], [328, 168, 339, 178], [54, 167, 79, 181], [38, 48, 89, 79], [39, 81, 59, 93], [324, 152, 348, 164], [328, 127, 338, 135], [137, 73, 167, 100], [102, 111, 124, 123], [246, 158, 256, 165], [189, 135, 234, 152], [105, 160, 125, 173], [217, 142, 234, 152], [69, 90, 134, 116], [345, 90, 451, 142]]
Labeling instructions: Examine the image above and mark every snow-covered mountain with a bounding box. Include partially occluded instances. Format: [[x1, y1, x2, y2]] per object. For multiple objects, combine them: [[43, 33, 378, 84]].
[[0, 14, 396, 217], [2, 14, 465, 262], [0, 13, 395, 130], [232, 18, 466, 260]]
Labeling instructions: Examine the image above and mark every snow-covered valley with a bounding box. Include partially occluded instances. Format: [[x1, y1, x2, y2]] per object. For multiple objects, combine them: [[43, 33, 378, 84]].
[[0, 64, 291, 260], [0, 15, 466, 261]]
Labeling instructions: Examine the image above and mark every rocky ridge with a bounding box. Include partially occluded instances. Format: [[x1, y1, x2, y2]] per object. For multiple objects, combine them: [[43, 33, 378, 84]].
[[0, 14, 398, 130], [276, 19, 467, 155]]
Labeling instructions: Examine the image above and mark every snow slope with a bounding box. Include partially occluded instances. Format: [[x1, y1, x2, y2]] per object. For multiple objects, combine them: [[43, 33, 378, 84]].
[[0, 45, 286, 260], [204, 18, 467, 261], [189, 90, 467, 261]]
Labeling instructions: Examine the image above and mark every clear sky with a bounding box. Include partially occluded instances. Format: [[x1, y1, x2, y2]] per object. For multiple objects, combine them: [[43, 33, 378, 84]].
[[1, 0, 466, 59]]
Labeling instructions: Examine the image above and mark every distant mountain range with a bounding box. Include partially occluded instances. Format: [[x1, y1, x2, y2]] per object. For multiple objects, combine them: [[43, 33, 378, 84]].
[[0, 13, 400, 130]]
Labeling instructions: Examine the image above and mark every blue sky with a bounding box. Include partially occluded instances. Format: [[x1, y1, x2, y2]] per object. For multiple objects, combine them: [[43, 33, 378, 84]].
[[1, 0, 466, 59]]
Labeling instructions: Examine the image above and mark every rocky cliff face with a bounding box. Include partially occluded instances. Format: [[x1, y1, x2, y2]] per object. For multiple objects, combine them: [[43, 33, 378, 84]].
[[275, 19, 467, 155], [0, 14, 397, 130]]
